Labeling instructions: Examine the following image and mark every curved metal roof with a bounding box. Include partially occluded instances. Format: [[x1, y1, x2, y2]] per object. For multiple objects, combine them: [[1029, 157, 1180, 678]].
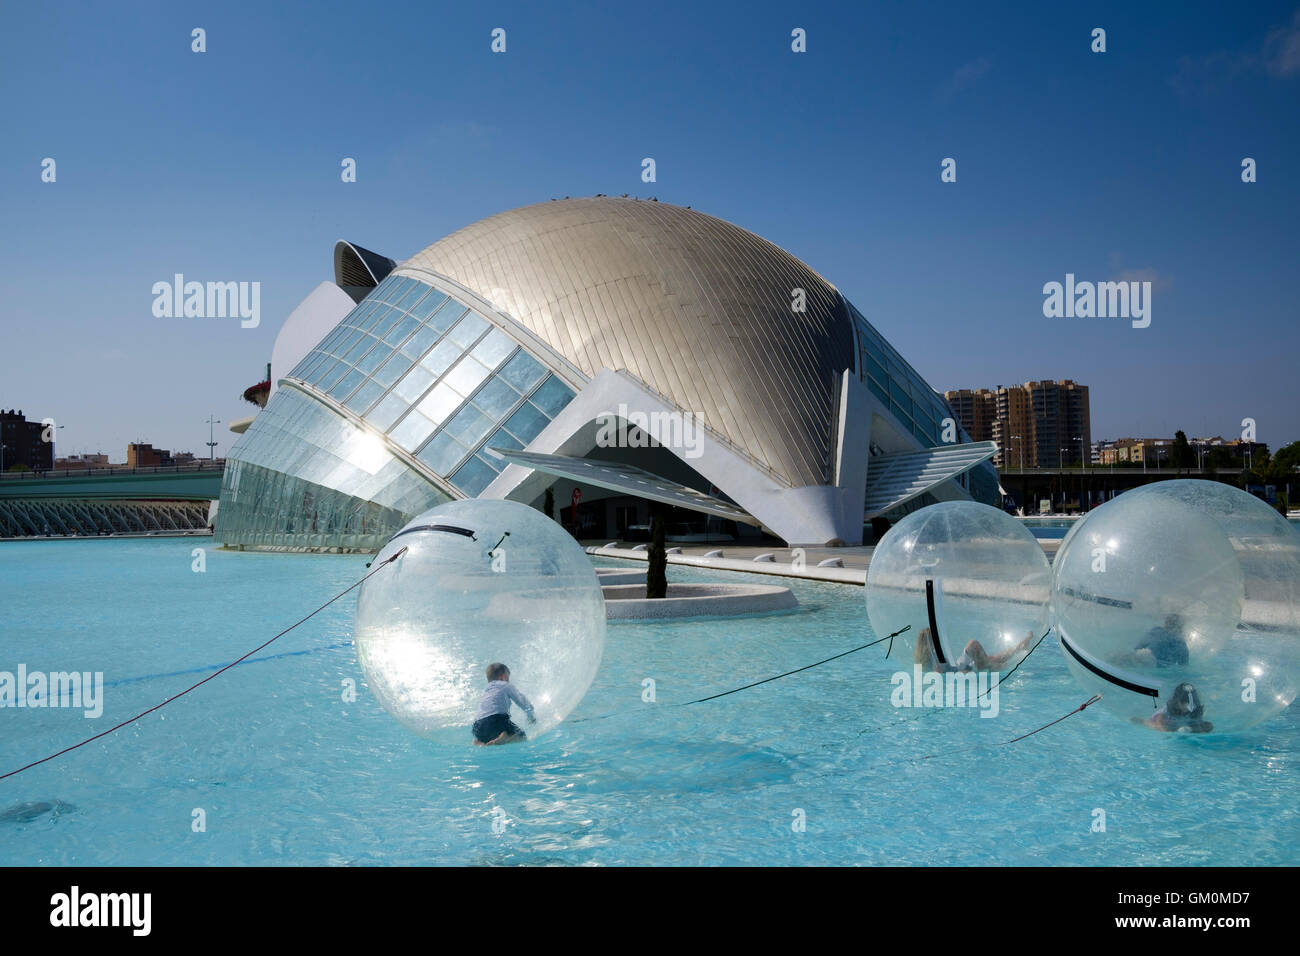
[[402, 197, 854, 487], [333, 240, 397, 301]]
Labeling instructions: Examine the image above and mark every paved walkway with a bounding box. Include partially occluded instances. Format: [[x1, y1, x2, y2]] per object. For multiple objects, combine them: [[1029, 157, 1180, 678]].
[[583, 538, 1061, 585]]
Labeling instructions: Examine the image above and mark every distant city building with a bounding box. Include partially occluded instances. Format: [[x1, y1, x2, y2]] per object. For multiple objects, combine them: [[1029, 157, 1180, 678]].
[[127, 443, 172, 467], [945, 380, 1090, 468], [944, 389, 997, 443], [54, 452, 110, 469], [1092, 436, 1267, 468], [0, 409, 53, 472], [991, 385, 1033, 469]]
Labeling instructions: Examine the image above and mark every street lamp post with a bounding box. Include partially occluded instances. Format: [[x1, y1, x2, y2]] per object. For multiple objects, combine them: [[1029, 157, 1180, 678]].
[[205, 414, 221, 462]]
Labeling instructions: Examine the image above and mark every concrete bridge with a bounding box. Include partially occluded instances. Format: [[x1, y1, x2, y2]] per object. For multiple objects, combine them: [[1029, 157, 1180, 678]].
[[0, 463, 224, 538], [998, 466, 1249, 513]]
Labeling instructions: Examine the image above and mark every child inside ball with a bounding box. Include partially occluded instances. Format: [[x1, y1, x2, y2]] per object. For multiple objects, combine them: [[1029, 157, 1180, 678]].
[[471, 662, 537, 746]]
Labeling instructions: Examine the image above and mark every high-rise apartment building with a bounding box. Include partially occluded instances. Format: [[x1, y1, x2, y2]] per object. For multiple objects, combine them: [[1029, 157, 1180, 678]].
[[946, 380, 1090, 468]]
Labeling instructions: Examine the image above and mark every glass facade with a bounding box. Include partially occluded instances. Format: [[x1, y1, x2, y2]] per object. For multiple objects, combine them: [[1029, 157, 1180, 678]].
[[218, 273, 578, 551], [217, 387, 449, 551], [846, 302, 998, 508]]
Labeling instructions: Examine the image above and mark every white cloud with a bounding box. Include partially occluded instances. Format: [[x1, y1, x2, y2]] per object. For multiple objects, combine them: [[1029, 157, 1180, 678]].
[[938, 57, 991, 100], [1263, 8, 1300, 76]]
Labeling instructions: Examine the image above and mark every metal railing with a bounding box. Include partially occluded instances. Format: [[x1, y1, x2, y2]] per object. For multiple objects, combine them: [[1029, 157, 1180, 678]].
[[0, 460, 226, 481]]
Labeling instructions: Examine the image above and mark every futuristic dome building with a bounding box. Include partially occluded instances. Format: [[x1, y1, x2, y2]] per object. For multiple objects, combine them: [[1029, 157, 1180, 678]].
[[215, 197, 996, 552]]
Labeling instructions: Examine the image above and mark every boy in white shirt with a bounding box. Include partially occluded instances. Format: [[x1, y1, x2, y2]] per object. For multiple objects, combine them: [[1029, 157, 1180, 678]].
[[471, 662, 536, 746]]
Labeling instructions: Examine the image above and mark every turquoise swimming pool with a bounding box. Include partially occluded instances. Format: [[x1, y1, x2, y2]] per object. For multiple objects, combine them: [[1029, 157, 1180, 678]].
[[1, 538, 1296, 865]]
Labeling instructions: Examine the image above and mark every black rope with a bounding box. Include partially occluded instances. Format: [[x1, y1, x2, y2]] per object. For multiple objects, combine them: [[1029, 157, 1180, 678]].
[[975, 624, 1054, 701], [683, 626, 911, 705], [0, 547, 408, 782], [569, 625, 912, 723]]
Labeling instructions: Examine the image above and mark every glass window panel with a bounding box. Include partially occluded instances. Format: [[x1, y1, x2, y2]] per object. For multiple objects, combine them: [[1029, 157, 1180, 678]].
[[344, 380, 383, 414], [415, 381, 463, 425], [331, 328, 366, 357], [451, 455, 498, 496], [444, 405, 493, 447], [415, 430, 469, 476], [408, 290, 449, 321], [369, 306, 403, 339], [426, 298, 467, 333], [889, 396, 913, 427], [888, 378, 911, 416], [344, 334, 378, 362], [314, 361, 347, 389], [471, 376, 521, 420], [529, 376, 575, 418], [366, 392, 408, 432], [447, 312, 489, 348], [862, 351, 886, 385], [867, 376, 889, 405], [395, 281, 427, 310], [503, 402, 548, 444], [419, 338, 462, 378], [386, 276, 417, 303], [355, 342, 392, 375], [316, 327, 348, 352], [383, 315, 420, 346], [483, 426, 523, 452], [329, 369, 364, 401], [354, 303, 384, 332], [372, 352, 412, 388], [400, 323, 441, 360], [498, 350, 546, 392], [393, 365, 434, 404], [293, 351, 325, 380], [470, 328, 516, 370], [389, 409, 437, 451], [444, 356, 491, 397]]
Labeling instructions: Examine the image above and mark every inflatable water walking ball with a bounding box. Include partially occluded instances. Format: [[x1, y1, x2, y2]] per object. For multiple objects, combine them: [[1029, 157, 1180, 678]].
[[354, 498, 605, 741], [865, 501, 1052, 670], [1052, 480, 1300, 734]]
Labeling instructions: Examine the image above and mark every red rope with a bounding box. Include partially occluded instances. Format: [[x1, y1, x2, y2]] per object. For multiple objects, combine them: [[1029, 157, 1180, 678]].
[[1003, 694, 1103, 745]]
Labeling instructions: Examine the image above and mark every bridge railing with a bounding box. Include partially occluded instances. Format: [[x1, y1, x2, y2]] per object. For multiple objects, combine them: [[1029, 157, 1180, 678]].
[[0, 460, 226, 481]]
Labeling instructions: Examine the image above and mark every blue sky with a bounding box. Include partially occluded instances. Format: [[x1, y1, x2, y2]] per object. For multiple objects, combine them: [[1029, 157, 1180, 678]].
[[2, 0, 1297, 460]]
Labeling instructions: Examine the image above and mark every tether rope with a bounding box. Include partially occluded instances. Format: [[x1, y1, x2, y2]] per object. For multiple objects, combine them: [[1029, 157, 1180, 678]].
[[0, 547, 407, 782], [568, 625, 913, 724]]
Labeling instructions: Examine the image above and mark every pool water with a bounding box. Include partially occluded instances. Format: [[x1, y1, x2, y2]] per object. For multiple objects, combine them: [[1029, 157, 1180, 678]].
[[1, 538, 1296, 865]]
